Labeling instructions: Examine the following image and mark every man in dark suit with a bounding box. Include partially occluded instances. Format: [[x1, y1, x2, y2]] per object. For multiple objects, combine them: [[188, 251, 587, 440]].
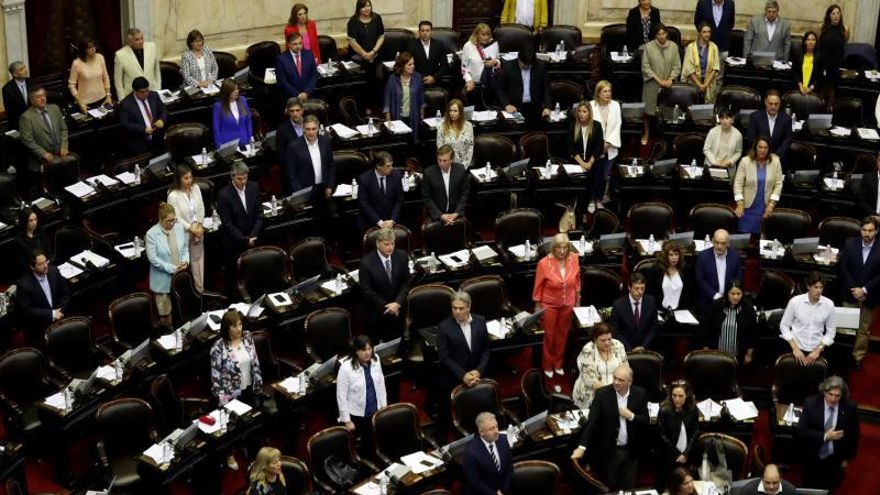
[[436, 291, 490, 438], [216, 161, 263, 295], [18, 86, 69, 175], [695, 229, 744, 311], [284, 115, 335, 197], [462, 412, 513, 495], [797, 376, 860, 491], [407, 21, 449, 87], [421, 144, 471, 224], [693, 0, 736, 58], [16, 249, 70, 345], [838, 216, 880, 370], [117, 76, 168, 157], [357, 151, 403, 231], [276, 97, 304, 179], [2, 61, 32, 130], [610, 272, 658, 351], [746, 90, 792, 168], [492, 45, 551, 129], [571, 364, 649, 491], [855, 153, 880, 218], [358, 228, 411, 342], [276, 32, 318, 101], [737, 464, 797, 495]]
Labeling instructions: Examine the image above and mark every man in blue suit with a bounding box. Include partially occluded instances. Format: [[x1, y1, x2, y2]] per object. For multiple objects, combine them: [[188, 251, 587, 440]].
[[746, 90, 793, 169], [276, 32, 317, 101], [695, 229, 744, 311], [838, 217, 880, 370], [285, 115, 335, 197], [118, 76, 168, 157], [462, 412, 513, 495], [357, 151, 404, 231], [694, 0, 736, 57]]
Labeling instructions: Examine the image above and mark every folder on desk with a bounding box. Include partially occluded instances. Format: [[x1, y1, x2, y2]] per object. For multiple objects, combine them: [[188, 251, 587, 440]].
[[502, 158, 529, 179], [807, 114, 833, 131]]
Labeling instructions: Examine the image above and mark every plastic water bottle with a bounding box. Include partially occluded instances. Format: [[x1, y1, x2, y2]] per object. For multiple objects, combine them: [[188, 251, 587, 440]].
[[133, 236, 141, 255], [211, 210, 220, 229], [545, 159, 552, 178], [367, 117, 375, 134], [435, 109, 441, 120], [524, 239, 532, 261], [114, 359, 123, 381], [327, 57, 333, 68], [351, 179, 358, 199], [485, 162, 491, 180], [336, 273, 344, 291], [0, 293, 6, 314], [134, 164, 142, 185], [270, 194, 278, 215], [249, 136, 255, 153], [580, 234, 587, 253], [319, 124, 326, 136], [649, 233, 656, 250], [704, 234, 711, 246], [402, 171, 410, 192], [63, 387, 72, 410], [429, 252, 437, 273], [298, 371, 308, 392], [163, 441, 173, 464], [784, 403, 795, 426], [553, 102, 561, 119], [673, 104, 681, 122], [175, 328, 182, 349], [622, 44, 629, 59], [630, 157, 638, 176]]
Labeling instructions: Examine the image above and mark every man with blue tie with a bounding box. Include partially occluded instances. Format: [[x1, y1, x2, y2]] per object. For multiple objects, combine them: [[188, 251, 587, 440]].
[[695, 229, 744, 311], [276, 32, 317, 101], [16, 250, 70, 346], [357, 151, 404, 231], [797, 376, 860, 490], [462, 412, 513, 495], [838, 216, 880, 371], [1, 61, 32, 130], [358, 228, 411, 342]]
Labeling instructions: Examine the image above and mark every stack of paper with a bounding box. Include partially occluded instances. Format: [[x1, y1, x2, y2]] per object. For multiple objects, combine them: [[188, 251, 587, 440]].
[[574, 306, 601, 327], [471, 245, 498, 261], [813, 246, 839, 264], [470, 110, 498, 122], [469, 168, 497, 182], [772, 60, 792, 70], [501, 111, 524, 120], [673, 310, 699, 325], [697, 399, 723, 419], [229, 302, 251, 314], [500, 52, 519, 61], [44, 391, 69, 410], [333, 183, 354, 197], [320, 278, 348, 296], [548, 51, 567, 63], [263, 68, 276, 84], [636, 239, 662, 255], [562, 164, 585, 176], [116, 171, 137, 185], [384, 120, 412, 134], [353, 481, 381, 495], [694, 239, 712, 251], [85, 174, 120, 188], [330, 123, 359, 139], [201, 84, 220, 95], [830, 126, 851, 137], [342, 60, 360, 70], [317, 63, 338, 76], [548, 111, 566, 122], [96, 365, 119, 381], [533, 165, 560, 180], [572, 240, 593, 256], [158, 89, 180, 103], [58, 262, 84, 280], [759, 240, 786, 259], [725, 57, 747, 66], [143, 443, 174, 465], [823, 177, 845, 190], [401, 451, 443, 474], [857, 128, 880, 140], [793, 120, 804, 131], [507, 244, 536, 259], [422, 116, 443, 129], [708, 167, 730, 180], [621, 164, 644, 177], [439, 249, 470, 269], [64, 181, 96, 198], [191, 153, 213, 166], [224, 399, 253, 416], [355, 124, 382, 137], [72, 250, 111, 268], [88, 107, 111, 119], [196, 410, 224, 434], [157, 333, 183, 351], [610, 52, 633, 63], [486, 319, 509, 339], [278, 376, 304, 394], [721, 398, 759, 421]]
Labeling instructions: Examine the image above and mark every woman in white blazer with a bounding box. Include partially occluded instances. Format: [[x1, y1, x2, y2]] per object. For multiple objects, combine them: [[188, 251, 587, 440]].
[[461, 23, 499, 93], [336, 335, 387, 452], [588, 80, 622, 211], [734, 135, 783, 234], [167, 164, 206, 293], [703, 109, 743, 183]]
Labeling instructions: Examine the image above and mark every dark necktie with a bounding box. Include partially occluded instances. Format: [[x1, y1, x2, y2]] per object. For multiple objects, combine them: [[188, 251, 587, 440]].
[[819, 406, 835, 458], [384, 258, 392, 281], [295, 53, 302, 76], [634, 300, 641, 324], [363, 362, 378, 416], [379, 176, 386, 195], [41, 110, 59, 151], [489, 442, 500, 471], [140, 98, 153, 124]]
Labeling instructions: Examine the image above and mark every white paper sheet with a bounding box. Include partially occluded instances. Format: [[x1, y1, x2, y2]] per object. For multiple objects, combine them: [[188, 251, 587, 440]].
[[44, 391, 68, 410], [673, 310, 699, 325], [143, 443, 175, 465], [648, 402, 660, 420], [96, 365, 119, 381], [636, 239, 662, 255], [333, 183, 353, 197], [857, 128, 880, 140], [574, 306, 601, 327], [71, 250, 111, 268], [486, 319, 508, 339], [829, 126, 851, 137], [721, 398, 759, 421], [156, 334, 183, 351], [224, 399, 253, 416], [532, 165, 560, 180], [384, 120, 412, 134], [116, 171, 137, 185], [422, 117, 443, 129], [470, 168, 498, 182], [759, 240, 786, 259], [400, 451, 443, 474], [439, 249, 471, 269], [114, 242, 142, 259], [572, 240, 593, 256], [471, 245, 498, 261], [329, 123, 359, 139], [561, 164, 585, 176], [725, 57, 747, 66], [342, 60, 360, 70], [64, 181, 96, 198], [697, 399, 723, 419], [87, 107, 111, 119], [58, 262, 84, 279], [347, 269, 360, 283], [353, 481, 381, 495], [355, 124, 382, 137], [610, 52, 634, 63], [85, 174, 119, 188], [470, 110, 498, 122], [772, 60, 792, 70], [196, 410, 225, 434], [278, 376, 303, 394], [507, 244, 536, 258]]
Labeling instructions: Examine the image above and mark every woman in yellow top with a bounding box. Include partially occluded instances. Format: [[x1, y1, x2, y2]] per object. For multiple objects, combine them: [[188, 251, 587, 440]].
[[500, 0, 548, 31], [681, 22, 720, 103], [793, 31, 823, 96]]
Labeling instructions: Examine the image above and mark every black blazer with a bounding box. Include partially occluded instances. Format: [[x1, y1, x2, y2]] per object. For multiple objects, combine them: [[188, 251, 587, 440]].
[[357, 168, 404, 231], [407, 38, 449, 81], [420, 163, 471, 221], [703, 299, 757, 360], [738, 477, 797, 495], [1, 78, 32, 130], [358, 249, 411, 313], [645, 264, 695, 311], [693, 0, 736, 52], [578, 385, 649, 461], [856, 170, 879, 218], [216, 181, 263, 251], [657, 405, 700, 462], [746, 110, 793, 163], [16, 267, 70, 332], [610, 294, 659, 350], [437, 314, 490, 389], [797, 394, 860, 461], [838, 235, 880, 307], [284, 135, 335, 193], [493, 59, 551, 110], [791, 50, 825, 93], [275, 119, 303, 166], [567, 120, 605, 163], [118, 91, 169, 156], [626, 6, 662, 53], [695, 247, 744, 309], [462, 433, 513, 495]]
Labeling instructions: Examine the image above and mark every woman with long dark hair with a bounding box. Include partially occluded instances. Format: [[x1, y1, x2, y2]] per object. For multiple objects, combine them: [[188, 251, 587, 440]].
[[704, 279, 757, 364], [818, 4, 848, 104], [793, 31, 823, 96], [336, 335, 387, 452], [285, 3, 322, 64], [212, 79, 253, 149]]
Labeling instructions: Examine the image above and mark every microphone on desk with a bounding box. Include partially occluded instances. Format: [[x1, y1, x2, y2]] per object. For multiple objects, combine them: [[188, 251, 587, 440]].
[[382, 469, 402, 491], [438, 445, 454, 464]]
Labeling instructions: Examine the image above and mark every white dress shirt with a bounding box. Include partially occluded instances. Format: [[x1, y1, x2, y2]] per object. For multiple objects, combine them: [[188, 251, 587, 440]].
[[306, 138, 323, 184], [230, 100, 240, 123], [766, 18, 778, 42], [231, 344, 252, 388], [779, 293, 836, 351], [767, 113, 777, 136], [515, 0, 535, 27], [137, 97, 153, 127], [441, 168, 451, 211], [520, 67, 531, 103], [36, 273, 53, 307], [235, 184, 248, 212], [16, 80, 27, 101], [616, 390, 630, 446], [715, 252, 727, 299], [335, 357, 388, 422], [458, 316, 473, 350], [421, 40, 431, 60], [662, 271, 684, 309], [712, 1, 724, 27], [863, 240, 874, 265]]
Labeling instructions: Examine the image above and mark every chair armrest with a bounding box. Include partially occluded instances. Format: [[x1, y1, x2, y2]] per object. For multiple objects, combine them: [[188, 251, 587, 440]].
[[358, 456, 381, 473], [313, 477, 335, 494], [277, 357, 303, 375], [549, 393, 576, 413], [376, 451, 394, 466], [238, 284, 253, 304], [501, 406, 520, 428], [421, 432, 441, 451], [453, 422, 470, 437], [97, 337, 129, 358], [0, 393, 24, 420], [47, 366, 71, 388]]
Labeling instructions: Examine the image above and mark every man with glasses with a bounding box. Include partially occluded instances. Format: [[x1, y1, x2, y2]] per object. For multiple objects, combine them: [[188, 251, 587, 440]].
[[16, 249, 70, 346]]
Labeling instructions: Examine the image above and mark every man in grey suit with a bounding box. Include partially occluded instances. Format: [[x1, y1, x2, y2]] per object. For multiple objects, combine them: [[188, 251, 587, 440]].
[[18, 86, 69, 174], [743, 1, 791, 62]]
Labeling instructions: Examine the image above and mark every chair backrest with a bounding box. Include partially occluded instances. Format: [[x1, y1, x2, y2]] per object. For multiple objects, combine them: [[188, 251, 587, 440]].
[[148, 374, 184, 435], [0, 174, 20, 210], [673, 132, 707, 166], [289, 236, 334, 282], [728, 29, 745, 57], [762, 208, 813, 244], [281, 455, 312, 495], [586, 208, 620, 238], [627, 202, 674, 240], [495, 208, 542, 250], [160, 61, 183, 90], [332, 150, 370, 186], [754, 269, 796, 310], [165, 123, 210, 160], [660, 83, 701, 111], [372, 402, 424, 463], [599, 23, 627, 54], [422, 218, 468, 255], [304, 308, 352, 362], [378, 29, 416, 62], [171, 271, 203, 323], [460, 275, 514, 321], [424, 87, 449, 117], [339, 96, 366, 127], [540, 25, 582, 51], [213, 51, 238, 79], [452, 379, 502, 435], [818, 216, 860, 249], [571, 457, 610, 494], [511, 460, 561, 495], [252, 330, 281, 383], [0, 348, 50, 404], [42, 154, 81, 196], [246, 41, 282, 83], [519, 132, 551, 166], [580, 266, 622, 308], [683, 350, 739, 401], [473, 133, 516, 168], [688, 203, 737, 239], [307, 426, 358, 490], [831, 97, 863, 128], [317, 35, 338, 63], [626, 350, 665, 402], [772, 353, 828, 406], [431, 28, 462, 53], [549, 80, 585, 110], [237, 246, 290, 301], [363, 224, 412, 254], [715, 85, 762, 114], [406, 284, 455, 334], [52, 225, 92, 263], [691, 433, 749, 481], [44, 316, 98, 375], [108, 292, 158, 347], [194, 177, 216, 215], [95, 398, 155, 459], [521, 368, 549, 417], [787, 140, 817, 172], [782, 91, 826, 118], [494, 24, 534, 54]]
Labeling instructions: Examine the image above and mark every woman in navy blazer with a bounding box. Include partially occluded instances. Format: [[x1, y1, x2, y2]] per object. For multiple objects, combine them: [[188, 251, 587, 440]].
[[212, 79, 252, 149], [383, 52, 425, 142]]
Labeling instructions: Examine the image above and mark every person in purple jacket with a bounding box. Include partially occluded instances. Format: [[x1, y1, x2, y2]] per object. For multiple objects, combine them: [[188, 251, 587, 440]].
[[212, 79, 252, 149]]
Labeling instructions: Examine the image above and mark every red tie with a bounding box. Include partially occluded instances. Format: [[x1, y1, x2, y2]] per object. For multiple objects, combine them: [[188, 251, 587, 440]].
[[140, 98, 153, 124], [295, 53, 302, 76]]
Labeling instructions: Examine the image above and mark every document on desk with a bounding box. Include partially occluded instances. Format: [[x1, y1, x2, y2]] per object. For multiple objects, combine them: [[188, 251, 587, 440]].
[[333, 183, 353, 197], [202, 216, 218, 230], [500, 52, 519, 61], [115, 171, 137, 185], [439, 249, 470, 269], [572, 240, 593, 256], [347, 269, 360, 283], [725, 57, 747, 66], [228, 302, 251, 315], [85, 174, 120, 188], [143, 443, 175, 465], [191, 153, 213, 166], [196, 410, 224, 434], [72, 250, 111, 269], [470, 167, 498, 182], [501, 111, 524, 120], [278, 376, 303, 394], [532, 165, 560, 180], [320, 278, 348, 296], [486, 319, 508, 339], [610, 52, 634, 63], [673, 310, 699, 325], [58, 262, 84, 280], [858, 128, 880, 140], [268, 292, 293, 308], [561, 164, 585, 176], [635, 490, 660, 495], [422, 116, 442, 129], [224, 399, 253, 416], [206, 309, 225, 332], [87, 106, 111, 119], [697, 399, 723, 419], [44, 391, 68, 410], [721, 398, 759, 421], [353, 481, 381, 495], [471, 245, 498, 261], [156, 333, 183, 351], [382, 61, 395, 70], [772, 60, 792, 70], [158, 89, 180, 104], [829, 126, 851, 137], [401, 451, 443, 474], [636, 239, 662, 255], [201, 84, 220, 96], [263, 68, 276, 84], [834, 306, 860, 330], [330, 123, 359, 139], [470, 110, 498, 122], [64, 181, 96, 198], [96, 365, 118, 381], [355, 124, 381, 137], [342, 60, 360, 70], [574, 306, 601, 327]]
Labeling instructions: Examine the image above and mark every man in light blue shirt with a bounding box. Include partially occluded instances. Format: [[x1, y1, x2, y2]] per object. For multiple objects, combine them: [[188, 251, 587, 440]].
[[493, 46, 551, 129]]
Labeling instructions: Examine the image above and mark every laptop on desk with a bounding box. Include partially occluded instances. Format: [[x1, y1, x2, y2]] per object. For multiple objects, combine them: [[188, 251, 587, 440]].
[[622, 102, 645, 123], [689, 103, 715, 124], [807, 114, 833, 133], [792, 169, 820, 187], [650, 158, 676, 178], [147, 152, 172, 178], [502, 158, 529, 180], [750, 51, 775, 68]]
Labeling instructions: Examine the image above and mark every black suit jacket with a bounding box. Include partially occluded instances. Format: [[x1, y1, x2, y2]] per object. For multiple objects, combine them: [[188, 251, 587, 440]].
[[117, 91, 169, 156], [626, 6, 662, 53], [285, 135, 335, 193], [2, 78, 32, 130], [407, 39, 449, 81], [493, 59, 551, 110], [358, 249, 411, 316], [704, 299, 757, 360], [216, 181, 263, 251], [437, 314, 490, 389], [797, 394, 860, 461], [856, 170, 880, 218], [791, 50, 825, 93], [421, 163, 471, 221], [838, 235, 880, 307], [16, 267, 70, 333], [737, 477, 797, 495], [645, 264, 695, 311], [462, 434, 513, 495], [610, 294, 659, 350], [357, 168, 404, 231], [695, 247, 744, 309], [694, 0, 736, 52], [746, 110, 793, 164], [657, 405, 700, 462], [567, 120, 605, 163], [578, 385, 650, 462], [275, 119, 303, 167]]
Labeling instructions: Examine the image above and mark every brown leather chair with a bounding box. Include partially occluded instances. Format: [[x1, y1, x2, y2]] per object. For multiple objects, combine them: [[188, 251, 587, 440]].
[[754, 269, 797, 312], [165, 122, 211, 161], [519, 132, 553, 166], [627, 350, 665, 402], [301, 98, 330, 125], [687, 433, 749, 481], [252, 330, 300, 388], [170, 270, 227, 324], [473, 133, 516, 168], [363, 224, 412, 254], [580, 266, 622, 308], [213, 51, 238, 79], [585, 208, 620, 238], [599, 23, 627, 57], [540, 25, 582, 52], [237, 246, 291, 302], [633, 258, 659, 279], [688, 203, 738, 240], [850, 153, 877, 175], [787, 140, 818, 172], [818, 216, 860, 249], [832, 97, 863, 128], [627, 202, 674, 241], [511, 460, 561, 495], [147, 373, 209, 436], [728, 29, 745, 58], [308, 426, 378, 493], [52, 225, 93, 265], [674, 132, 707, 166], [451, 378, 515, 436], [332, 150, 370, 187], [772, 353, 828, 423], [339, 96, 367, 127], [378, 29, 416, 62], [160, 61, 183, 90], [424, 86, 449, 117], [495, 208, 542, 260], [0, 175, 21, 218], [281, 455, 313, 495], [460, 275, 517, 321], [95, 398, 157, 492], [289, 236, 337, 282], [494, 24, 534, 54], [762, 208, 812, 245], [42, 153, 81, 196], [422, 217, 469, 256], [108, 292, 163, 348], [683, 350, 740, 401], [317, 35, 338, 63], [782, 91, 826, 118], [304, 308, 352, 363], [372, 402, 438, 464], [549, 80, 585, 110], [521, 368, 550, 417], [659, 83, 701, 112], [245, 41, 282, 85], [715, 85, 762, 114], [44, 317, 102, 379], [571, 457, 610, 494], [405, 284, 454, 369], [0, 348, 59, 439]]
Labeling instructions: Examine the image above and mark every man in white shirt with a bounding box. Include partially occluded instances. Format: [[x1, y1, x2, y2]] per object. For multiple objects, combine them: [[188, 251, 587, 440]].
[[739, 464, 797, 495], [407, 21, 449, 86], [421, 145, 471, 224], [780, 272, 836, 365], [285, 115, 335, 199], [743, 0, 791, 62]]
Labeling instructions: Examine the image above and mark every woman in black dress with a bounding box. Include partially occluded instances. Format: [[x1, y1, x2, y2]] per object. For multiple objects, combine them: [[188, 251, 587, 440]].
[[818, 4, 848, 104], [658, 380, 699, 487], [13, 206, 48, 278]]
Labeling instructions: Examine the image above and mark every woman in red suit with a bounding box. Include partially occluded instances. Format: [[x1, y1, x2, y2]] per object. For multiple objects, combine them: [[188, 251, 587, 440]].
[[532, 233, 581, 378], [285, 3, 322, 64]]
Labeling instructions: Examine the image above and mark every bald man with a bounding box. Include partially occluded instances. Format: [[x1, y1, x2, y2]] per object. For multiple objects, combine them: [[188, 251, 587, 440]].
[[737, 464, 796, 495], [695, 229, 744, 310]]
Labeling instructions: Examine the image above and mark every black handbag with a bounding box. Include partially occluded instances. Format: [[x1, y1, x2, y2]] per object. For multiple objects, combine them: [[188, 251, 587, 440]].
[[323, 455, 359, 489]]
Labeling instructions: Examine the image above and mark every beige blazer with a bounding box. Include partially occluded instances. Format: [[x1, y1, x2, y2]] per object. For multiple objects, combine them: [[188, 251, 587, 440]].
[[114, 42, 162, 98], [167, 187, 205, 232], [733, 154, 784, 208]]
